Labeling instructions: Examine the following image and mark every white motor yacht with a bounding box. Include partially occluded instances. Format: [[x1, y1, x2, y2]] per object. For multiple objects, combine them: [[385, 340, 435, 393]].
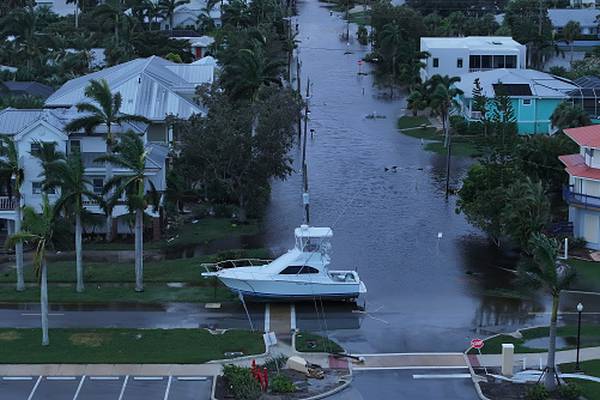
[[202, 225, 367, 301]]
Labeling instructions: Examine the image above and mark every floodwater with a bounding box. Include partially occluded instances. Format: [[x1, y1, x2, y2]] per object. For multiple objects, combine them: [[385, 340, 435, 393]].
[[260, 0, 551, 354]]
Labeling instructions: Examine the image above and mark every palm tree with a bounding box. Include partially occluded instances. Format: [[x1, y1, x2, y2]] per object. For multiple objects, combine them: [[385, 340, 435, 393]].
[[7, 196, 57, 346], [97, 131, 158, 292], [427, 75, 463, 147], [64, 79, 149, 242], [563, 20, 581, 63], [222, 47, 284, 101], [93, 0, 126, 44], [0, 137, 25, 291], [1, 5, 44, 70], [379, 22, 403, 95], [551, 102, 591, 130], [157, 0, 190, 31], [406, 84, 429, 117], [517, 233, 575, 390], [32, 141, 64, 184], [45, 153, 97, 293]]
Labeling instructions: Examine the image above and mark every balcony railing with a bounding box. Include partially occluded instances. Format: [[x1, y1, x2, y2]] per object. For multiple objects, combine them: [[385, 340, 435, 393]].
[[0, 196, 15, 211], [563, 186, 600, 209]]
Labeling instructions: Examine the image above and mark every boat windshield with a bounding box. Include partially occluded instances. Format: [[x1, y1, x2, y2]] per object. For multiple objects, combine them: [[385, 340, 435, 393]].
[[296, 237, 325, 252]]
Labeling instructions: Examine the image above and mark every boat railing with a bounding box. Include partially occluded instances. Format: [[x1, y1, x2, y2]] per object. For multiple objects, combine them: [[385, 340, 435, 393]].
[[201, 258, 272, 273]]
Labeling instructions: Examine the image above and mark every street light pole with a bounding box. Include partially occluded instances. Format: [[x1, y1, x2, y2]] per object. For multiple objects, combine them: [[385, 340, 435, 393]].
[[576, 302, 584, 371]]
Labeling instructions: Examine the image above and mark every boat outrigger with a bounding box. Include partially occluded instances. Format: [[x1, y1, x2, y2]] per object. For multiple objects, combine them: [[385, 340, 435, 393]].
[[202, 225, 367, 301]]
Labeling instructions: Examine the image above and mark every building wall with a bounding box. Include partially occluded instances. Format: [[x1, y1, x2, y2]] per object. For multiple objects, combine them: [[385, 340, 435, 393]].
[[570, 206, 600, 250]]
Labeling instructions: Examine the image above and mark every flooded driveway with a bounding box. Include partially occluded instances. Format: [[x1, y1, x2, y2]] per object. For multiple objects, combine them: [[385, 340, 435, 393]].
[[261, 0, 550, 353]]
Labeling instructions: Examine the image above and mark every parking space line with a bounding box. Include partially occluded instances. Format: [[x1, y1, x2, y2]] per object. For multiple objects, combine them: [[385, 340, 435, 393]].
[[133, 376, 163, 381], [176, 377, 208, 381], [26, 376, 42, 400], [412, 373, 472, 380], [47, 376, 77, 380], [2, 376, 33, 381], [72, 376, 85, 400], [163, 376, 172, 400], [90, 376, 120, 381], [21, 313, 64, 316], [117, 375, 129, 400]]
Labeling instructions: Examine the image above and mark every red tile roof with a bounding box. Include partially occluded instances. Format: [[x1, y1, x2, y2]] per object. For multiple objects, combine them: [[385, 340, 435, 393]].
[[564, 125, 600, 148], [559, 154, 600, 180]]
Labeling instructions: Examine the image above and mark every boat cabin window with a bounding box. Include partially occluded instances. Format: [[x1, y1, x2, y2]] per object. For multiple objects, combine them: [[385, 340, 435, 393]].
[[296, 237, 322, 252], [279, 265, 319, 274]]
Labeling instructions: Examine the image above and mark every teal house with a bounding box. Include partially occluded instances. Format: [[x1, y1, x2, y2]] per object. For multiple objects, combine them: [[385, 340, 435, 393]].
[[455, 69, 579, 134]]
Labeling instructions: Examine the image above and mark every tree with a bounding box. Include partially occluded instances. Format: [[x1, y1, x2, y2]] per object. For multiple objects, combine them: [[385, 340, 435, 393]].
[[550, 102, 591, 130], [563, 20, 581, 63], [379, 22, 403, 93], [516, 233, 575, 390], [157, 0, 190, 30], [1, 5, 46, 70], [7, 196, 57, 345], [97, 131, 158, 292], [45, 153, 97, 293], [64, 79, 149, 242], [427, 75, 463, 147], [472, 78, 489, 135], [93, 0, 127, 44], [0, 136, 25, 291], [406, 84, 428, 116], [502, 178, 551, 251]]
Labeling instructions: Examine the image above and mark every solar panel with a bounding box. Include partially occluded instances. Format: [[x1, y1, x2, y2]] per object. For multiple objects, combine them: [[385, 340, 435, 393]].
[[492, 83, 532, 96]]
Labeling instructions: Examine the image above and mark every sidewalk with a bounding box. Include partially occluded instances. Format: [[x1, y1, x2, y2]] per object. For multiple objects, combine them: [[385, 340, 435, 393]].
[[471, 346, 600, 369]]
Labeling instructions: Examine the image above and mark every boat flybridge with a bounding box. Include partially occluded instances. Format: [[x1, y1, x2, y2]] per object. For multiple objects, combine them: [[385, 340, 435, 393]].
[[202, 225, 367, 301]]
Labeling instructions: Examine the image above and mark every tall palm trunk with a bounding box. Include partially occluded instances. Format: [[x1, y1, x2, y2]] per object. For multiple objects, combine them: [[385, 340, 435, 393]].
[[545, 294, 560, 390], [442, 109, 449, 148], [75, 211, 84, 292], [105, 130, 113, 242], [14, 194, 24, 292], [40, 258, 49, 346], [134, 208, 144, 292]]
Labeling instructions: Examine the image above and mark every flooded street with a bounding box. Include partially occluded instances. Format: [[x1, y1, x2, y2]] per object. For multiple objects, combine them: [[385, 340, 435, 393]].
[[261, 0, 549, 354]]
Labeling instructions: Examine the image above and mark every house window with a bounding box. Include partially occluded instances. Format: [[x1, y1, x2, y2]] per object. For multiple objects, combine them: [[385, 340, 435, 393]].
[[432, 58, 439, 68], [32, 182, 42, 194], [93, 178, 104, 194], [522, 99, 532, 106], [70, 140, 81, 153], [30, 142, 41, 156], [457, 58, 463, 68], [505, 55, 517, 68]]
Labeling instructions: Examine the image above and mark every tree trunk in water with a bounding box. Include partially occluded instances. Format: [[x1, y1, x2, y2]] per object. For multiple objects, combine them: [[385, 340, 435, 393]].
[[41, 258, 49, 346], [570, 43, 574, 63], [443, 111, 449, 148], [134, 209, 144, 292], [75, 211, 84, 292], [545, 294, 560, 390], [15, 197, 24, 292]]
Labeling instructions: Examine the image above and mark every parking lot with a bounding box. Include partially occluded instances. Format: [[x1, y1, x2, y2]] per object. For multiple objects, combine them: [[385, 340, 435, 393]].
[[0, 375, 212, 400]]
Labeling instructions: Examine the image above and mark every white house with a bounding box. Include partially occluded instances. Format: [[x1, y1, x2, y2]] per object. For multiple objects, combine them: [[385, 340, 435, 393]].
[[420, 36, 527, 82], [570, 0, 598, 9], [153, 0, 223, 30], [0, 56, 215, 240], [560, 125, 600, 249]]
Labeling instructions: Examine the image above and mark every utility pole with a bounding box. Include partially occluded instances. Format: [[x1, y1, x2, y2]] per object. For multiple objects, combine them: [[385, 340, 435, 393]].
[[302, 77, 310, 224], [296, 57, 302, 141]]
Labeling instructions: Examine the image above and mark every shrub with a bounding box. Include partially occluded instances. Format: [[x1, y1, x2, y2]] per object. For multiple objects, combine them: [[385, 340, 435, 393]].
[[223, 364, 261, 400], [357, 25, 368, 45], [270, 374, 296, 393], [558, 383, 581, 400], [525, 384, 549, 400]]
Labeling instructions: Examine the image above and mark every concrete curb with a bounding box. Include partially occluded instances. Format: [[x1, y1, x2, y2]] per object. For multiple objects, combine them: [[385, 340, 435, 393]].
[[463, 353, 492, 400]]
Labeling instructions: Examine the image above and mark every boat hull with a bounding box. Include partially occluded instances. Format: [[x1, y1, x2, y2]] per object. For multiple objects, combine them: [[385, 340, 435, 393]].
[[218, 277, 366, 302]]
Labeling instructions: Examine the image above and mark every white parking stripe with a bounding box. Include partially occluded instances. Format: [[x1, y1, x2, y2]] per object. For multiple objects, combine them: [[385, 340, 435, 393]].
[[26, 376, 42, 400], [72, 376, 85, 400], [176, 377, 208, 381], [133, 376, 163, 381], [89, 376, 120, 381], [47, 376, 77, 380], [163, 376, 172, 400], [412, 373, 472, 380], [21, 313, 65, 316], [117, 376, 129, 400], [2, 376, 33, 381]]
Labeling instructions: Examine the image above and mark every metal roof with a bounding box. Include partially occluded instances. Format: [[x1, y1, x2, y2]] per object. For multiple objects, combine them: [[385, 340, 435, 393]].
[[0, 81, 54, 98], [548, 8, 600, 28], [0, 108, 65, 135], [45, 56, 215, 120], [457, 69, 577, 99]]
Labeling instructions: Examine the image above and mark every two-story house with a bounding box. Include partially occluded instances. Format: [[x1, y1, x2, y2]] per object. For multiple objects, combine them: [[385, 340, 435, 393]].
[[420, 36, 527, 82], [454, 69, 578, 134], [560, 125, 600, 249], [0, 55, 215, 240]]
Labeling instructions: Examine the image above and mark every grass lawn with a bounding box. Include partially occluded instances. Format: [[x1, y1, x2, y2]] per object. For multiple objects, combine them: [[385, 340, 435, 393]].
[[424, 140, 482, 158], [468, 325, 600, 355], [0, 284, 237, 303], [0, 328, 264, 363], [348, 10, 370, 25], [561, 360, 600, 400], [568, 258, 600, 292], [295, 332, 344, 353], [397, 116, 430, 130], [0, 248, 271, 284], [85, 218, 260, 251]]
